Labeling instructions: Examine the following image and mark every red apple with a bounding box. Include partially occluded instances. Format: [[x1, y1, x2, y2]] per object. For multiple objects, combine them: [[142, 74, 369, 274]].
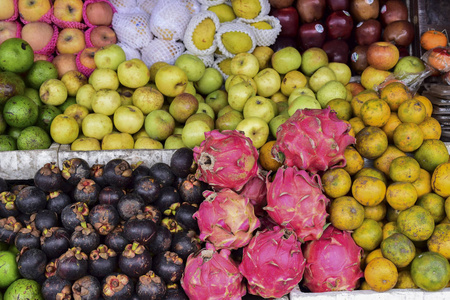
[[366, 41, 399, 71], [355, 19, 382, 46], [325, 10, 353, 40], [271, 36, 298, 52], [85, 1, 114, 26], [322, 39, 349, 64], [89, 26, 117, 48], [350, 45, 369, 74], [297, 21, 326, 51], [382, 20, 414, 47], [397, 46, 410, 59], [350, 0, 379, 22], [79, 47, 99, 69], [295, 0, 326, 24], [52, 53, 78, 78], [379, 0, 408, 26], [270, 6, 299, 37], [326, 0, 349, 11], [0, 21, 19, 44], [269, 0, 295, 9]]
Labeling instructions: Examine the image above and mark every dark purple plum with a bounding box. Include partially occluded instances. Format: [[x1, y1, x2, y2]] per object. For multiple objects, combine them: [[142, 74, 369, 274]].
[[174, 202, 198, 232], [56, 247, 88, 281], [123, 212, 157, 245], [17, 248, 47, 279], [170, 147, 196, 178], [104, 224, 129, 254], [40, 227, 71, 259], [170, 230, 202, 261], [34, 162, 64, 192], [15, 186, 47, 214], [178, 174, 208, 205], [90, 164, 107, 188], [133, 176, 161, 205], [162, 283, 188, 300], [33, 209, 59, 231], [153, 186, 180, 216], [147, 225, 172, 255], [46, 191, 71, 214], [98, 186, 125, 207], [103, 159, 133, 189], [149, 163, 175, 188], [14, 224, 40, 251], [132, 162, 151, 183], [70, 222, 101, 254]]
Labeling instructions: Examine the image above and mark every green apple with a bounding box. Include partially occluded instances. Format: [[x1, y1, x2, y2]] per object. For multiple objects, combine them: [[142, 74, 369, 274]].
[[61, 70, 87, 97], [300, 47, 329, 76], [316, 80, 347, 108], [82, 113, 113, 140], [113, 105, 144, 134], [117, 58, 151, 89], [271, 46, 302, 75], [194, 93, 205, 104], [269, 114, 289, 139], [64, 104, 89, 128], [277, 101, 289, 116], [182, 120, 211, 148], [89, 68, 120, 91], [309, 66, 336, 92], [280, 70, 307, 97], [50, 114, 79, 144], [117, 86, 134, 106], [205, 89, 228, 115], [215, 110, 244, 131], [39, 78, 68, 106], [164, 134, 186, 149], [134, 137, 163, 149], [225, 74, 256, 92], [186, 113, 215, 131], [230, 52, 260, 78], [196, 103, 215, 120], [253, 68, 281, 97], [102, 132, 134, 150], [174, 126, 184, 135], [174, 53, 206, 82], [217, 105, 235, 118], [91, 89, 121, 115], [94, 44, 127, 70], [288, 95, 321, 116], [155, 65, 188, 97], [288, 87, 316, 104], [328, 62, 352, 86], [169, 93, 199, 123], [185, 81, 196, 95], [132, 86, 164, 115], [235, 117, 269, 149], [227, 81, 256, 112], [194, 67, 223, 95], [394, 56, 426, 75], [76, 84, 96, 111], [144, 109, 176, 141], [243, 96, 276, 123]]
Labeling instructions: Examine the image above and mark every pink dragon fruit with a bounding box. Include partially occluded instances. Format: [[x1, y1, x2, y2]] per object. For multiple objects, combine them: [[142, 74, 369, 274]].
[[193, 129, 259, 192], [265, 166, 329, 242], [239, 226, 306, 298], [181, 243, 246, 299], [239, 167, 267, 216], [302, 225, 364, 292], [194, 189, 260, 250], [272, 108, 356, 173]]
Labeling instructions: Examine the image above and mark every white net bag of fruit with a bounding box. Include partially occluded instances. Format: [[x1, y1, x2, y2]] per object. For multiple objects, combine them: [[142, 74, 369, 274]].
[[213, 55, 232, 80], [108, 0, 140, 13], [149, 0, 192, 41], [112, 12, 153, 50], [236, 15, 281, 46], [197, 0, 226, 5], [141, 38, 186, 67], [183, 0, 202, 15], [215, 21, 257, 58], [230, 0, 270, 20], [116, 42, 142, 60], [184, 11, 221, 56], [183, 50, 215, 67], [136, 0, 159, 14]]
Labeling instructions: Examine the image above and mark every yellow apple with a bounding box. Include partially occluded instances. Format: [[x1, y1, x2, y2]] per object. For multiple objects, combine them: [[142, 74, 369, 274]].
[[0, 0, 15, 20], [360, 66, 392, 90], [56, 28, 86, 55], [18, 0, 51, 22], [53, 0, 83, 22]]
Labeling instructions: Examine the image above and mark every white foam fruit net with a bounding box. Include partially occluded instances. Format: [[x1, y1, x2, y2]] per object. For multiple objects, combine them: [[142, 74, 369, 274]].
[[136, 0, 159, 14], [182, 0, 202, 15], [236, 15, 281, 46], [149, 0, 192, 41], [215, 21, 257, 58], [112, 12, 153, 50], [141, 38, 186, 67], [116, 42, 142, 61], [183, 10, 221, 56], [108, 0, 140, 14], [197, 0, 226, 5]]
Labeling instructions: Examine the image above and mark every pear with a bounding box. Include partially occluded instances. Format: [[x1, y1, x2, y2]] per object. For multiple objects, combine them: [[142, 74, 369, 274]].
[[192, 18, 216, 50], [231, 0, 262, 19], [221, 31, 253, 54]]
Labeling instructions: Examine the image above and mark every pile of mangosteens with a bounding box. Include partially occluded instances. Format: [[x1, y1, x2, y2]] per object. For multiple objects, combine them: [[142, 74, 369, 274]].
[[0, 147, 209, 300]]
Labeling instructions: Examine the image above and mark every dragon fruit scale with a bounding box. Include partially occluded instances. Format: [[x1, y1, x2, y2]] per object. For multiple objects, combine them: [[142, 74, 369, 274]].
[[265, 166, 329, 242], [239, 166, 268, 216], [302, 225, 364, 292], [193, 189, 260, 250], [272, 107, 356, 173], [181, 243, 246, 299], [193, 129, 259, 192], [239, 226, 306, 298]]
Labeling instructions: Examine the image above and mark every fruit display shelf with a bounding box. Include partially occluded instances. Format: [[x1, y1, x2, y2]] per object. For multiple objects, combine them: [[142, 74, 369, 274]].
[[290, 286, 450, 299]]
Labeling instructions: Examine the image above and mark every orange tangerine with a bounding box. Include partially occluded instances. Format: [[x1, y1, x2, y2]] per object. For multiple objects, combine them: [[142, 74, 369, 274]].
[[412, 168, 432, 198], [352, 219, 383, 251], [419, 116, 442, 140], [397, 98, 427, 124], [343, 146, 364, 176], [431, 162, 450, 198], [329, 196, 365, 231], [381, 112, 402, 142], [352, 176, 386, 207], [413, 95, 433, 117], [258, 140, 282, 172], [383, 221, 400, 240], [395, 270, 418, 289], [351, 89, 379, 118], [389, 156, 421, 183], [386, 182, 418, 211], [373, 145, 406, 177], [360, 98, 391, 127], [364, 257, 398, 292], [364, 202, 387, 222], [420, 30, 448, 51], [321, 168, 352, 199], [355, 126, 388, 160], [380, 81, 411, 111], [354, 167, 388, 185], [393, 122, 424, 152], [348, 117, 365, 135]]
